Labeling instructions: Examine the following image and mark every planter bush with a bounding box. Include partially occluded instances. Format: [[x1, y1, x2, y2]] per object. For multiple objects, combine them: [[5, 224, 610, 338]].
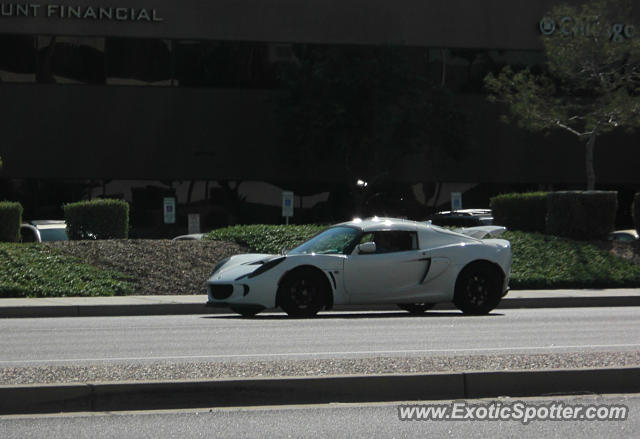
[[0, 201, 23, 242], [505, 230, 640, 289], [64, 199, 130, 240], [490, 192, 548, 232], [546, 191, 617, 240]]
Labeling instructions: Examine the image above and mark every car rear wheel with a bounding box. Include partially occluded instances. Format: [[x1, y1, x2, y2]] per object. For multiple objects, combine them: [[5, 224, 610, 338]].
[[230, 305, 264, 318], [278, 268, 328, 318], [453, 262, 503, 315], [397, 303, 435, 314]]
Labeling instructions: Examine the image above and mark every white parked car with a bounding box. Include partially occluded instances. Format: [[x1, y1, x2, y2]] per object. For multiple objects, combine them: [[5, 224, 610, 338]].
[[172, 233, 205, 241], [608, 229, 639, 242], [206, 217, 512, 317], [20, 220, 69, 242]]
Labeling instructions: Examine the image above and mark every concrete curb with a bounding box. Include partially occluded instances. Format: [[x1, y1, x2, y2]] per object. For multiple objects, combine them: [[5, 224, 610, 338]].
[[1, 367, 639, 415], [0, 303, 212, 318], [2, 296, 640, 318], [494, 296, 640, 310]]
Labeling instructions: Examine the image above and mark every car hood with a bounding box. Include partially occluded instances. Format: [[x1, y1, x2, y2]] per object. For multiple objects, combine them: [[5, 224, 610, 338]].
[[209, 253, 279, 281]]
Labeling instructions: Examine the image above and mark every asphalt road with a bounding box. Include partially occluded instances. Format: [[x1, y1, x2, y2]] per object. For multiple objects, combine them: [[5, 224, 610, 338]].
[[1, 395, 637, 438], [1, 307, 639, 367]]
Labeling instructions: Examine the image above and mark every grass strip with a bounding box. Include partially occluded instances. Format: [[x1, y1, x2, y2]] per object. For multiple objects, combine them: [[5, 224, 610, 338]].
[[0, 243, 135, 298]]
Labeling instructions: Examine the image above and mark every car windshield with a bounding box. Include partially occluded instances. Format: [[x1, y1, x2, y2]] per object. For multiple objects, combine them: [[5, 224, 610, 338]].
[[288, 226, 361, 255]]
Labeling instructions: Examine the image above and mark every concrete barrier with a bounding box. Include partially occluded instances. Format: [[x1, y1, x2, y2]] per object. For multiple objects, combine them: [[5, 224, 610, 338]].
[[1, 367, 638, 415]]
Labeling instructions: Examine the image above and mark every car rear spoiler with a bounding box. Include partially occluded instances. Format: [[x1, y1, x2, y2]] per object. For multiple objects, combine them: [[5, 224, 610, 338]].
[[456, 226, 507, 239]]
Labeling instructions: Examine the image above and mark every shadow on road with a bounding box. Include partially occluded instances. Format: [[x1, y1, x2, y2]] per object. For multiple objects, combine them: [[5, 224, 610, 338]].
[[201, 311, 504, 320]]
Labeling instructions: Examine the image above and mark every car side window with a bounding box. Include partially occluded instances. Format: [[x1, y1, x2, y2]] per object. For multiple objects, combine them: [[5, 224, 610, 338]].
[[371, 231, 417, 254], [359, 233, 374, 244]]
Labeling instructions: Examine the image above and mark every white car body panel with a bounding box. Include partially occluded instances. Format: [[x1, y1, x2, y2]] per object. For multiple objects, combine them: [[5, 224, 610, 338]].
[[344, 248, 430, 302], [206, 217, 512, 312]]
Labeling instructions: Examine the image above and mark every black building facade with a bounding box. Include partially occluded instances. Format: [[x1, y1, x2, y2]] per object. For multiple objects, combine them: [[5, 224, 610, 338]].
[[0, 0, 639, 224]]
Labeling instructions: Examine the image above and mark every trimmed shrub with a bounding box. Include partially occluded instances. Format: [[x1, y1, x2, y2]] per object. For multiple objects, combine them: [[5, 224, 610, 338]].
[[64, 199, 130, 240], [0, 201, 23, 242], [546, 191, 617, 240], [504, 231, 640, 289], [633, 193, 640, 234], [490, 192, 548, 232]]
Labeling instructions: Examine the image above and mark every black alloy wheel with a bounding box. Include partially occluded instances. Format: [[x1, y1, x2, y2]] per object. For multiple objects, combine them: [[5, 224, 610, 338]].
[[278, 268, 328, 318], [453, 262, 502, 315]]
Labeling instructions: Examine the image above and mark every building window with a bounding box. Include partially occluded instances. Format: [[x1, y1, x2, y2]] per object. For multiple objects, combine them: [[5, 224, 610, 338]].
[[174, 40, 277, 88], [427, 48, 545, 93], [36, 36, 105, 84], [106, 38, 172, 86], [0, 34, 37, 83]]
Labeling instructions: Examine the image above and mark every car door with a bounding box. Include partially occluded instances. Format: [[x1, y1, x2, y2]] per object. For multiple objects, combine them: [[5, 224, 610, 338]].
[[343, 230, 430, 302]]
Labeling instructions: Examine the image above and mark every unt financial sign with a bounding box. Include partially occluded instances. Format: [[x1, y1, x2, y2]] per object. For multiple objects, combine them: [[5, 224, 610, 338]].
[[0, 3, 163, 22]]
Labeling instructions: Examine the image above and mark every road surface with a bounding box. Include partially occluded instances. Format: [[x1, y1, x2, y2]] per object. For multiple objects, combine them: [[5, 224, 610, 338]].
[[1, 307, 639, 366]]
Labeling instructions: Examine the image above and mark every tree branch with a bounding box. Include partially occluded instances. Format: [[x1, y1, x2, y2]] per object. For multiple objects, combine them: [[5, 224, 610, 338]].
[[553, 120, 584, 137]]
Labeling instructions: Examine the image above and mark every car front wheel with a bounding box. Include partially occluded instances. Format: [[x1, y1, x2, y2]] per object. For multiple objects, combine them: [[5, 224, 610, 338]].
[[278, 268, 329, 318], [453, 262, 503, 315]]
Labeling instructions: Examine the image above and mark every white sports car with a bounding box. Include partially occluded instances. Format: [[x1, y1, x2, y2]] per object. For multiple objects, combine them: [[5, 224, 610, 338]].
[[206, 217, 512, 317]]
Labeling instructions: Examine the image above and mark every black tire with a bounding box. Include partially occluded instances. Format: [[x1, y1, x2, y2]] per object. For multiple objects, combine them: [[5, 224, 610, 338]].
[[397, 303, 435, 314], [230, 305, 264, 318], [453, 262, 503, 315], [278, 268, 329, 318]]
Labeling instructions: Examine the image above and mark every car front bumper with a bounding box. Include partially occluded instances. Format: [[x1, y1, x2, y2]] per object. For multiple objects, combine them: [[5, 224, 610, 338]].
[[206, 280, 277, 309]]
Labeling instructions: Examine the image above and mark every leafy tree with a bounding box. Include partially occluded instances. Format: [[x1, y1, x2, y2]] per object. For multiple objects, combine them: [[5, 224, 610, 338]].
[[485, 0, 640, 190], [276, 44, 467, 215]]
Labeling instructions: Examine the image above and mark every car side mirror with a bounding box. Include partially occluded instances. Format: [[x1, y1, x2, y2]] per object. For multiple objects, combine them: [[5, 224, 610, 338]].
[[357, 242, 377, 254]]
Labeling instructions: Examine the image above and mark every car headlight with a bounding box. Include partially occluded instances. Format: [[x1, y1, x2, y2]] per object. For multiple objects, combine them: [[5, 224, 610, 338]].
[[247, 257, 286, 279], [210, 257, 231, 277]]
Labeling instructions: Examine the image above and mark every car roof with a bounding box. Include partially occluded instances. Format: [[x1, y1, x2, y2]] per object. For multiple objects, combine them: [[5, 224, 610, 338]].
[[172, 233, 205, 241], [433, 209, 492, 217], [611, 229, 639, 237], [337, 217, 431, 232], [26, 220, 66, 229]]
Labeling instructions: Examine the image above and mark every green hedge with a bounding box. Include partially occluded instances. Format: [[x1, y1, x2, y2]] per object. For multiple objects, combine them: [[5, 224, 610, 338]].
[[490, 192, 548, 232], [505, 231, 640, 289], [0, 201, 23, 242], [546, 191, 617, 240], [0, 243, 134, 297], [64, 199, 130, 240], [204, 224, 325, 253], [633, 193, 640, 234]]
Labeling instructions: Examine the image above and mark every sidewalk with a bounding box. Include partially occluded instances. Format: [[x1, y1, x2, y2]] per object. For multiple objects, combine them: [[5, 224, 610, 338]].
[[1, 289, 639, 318]]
